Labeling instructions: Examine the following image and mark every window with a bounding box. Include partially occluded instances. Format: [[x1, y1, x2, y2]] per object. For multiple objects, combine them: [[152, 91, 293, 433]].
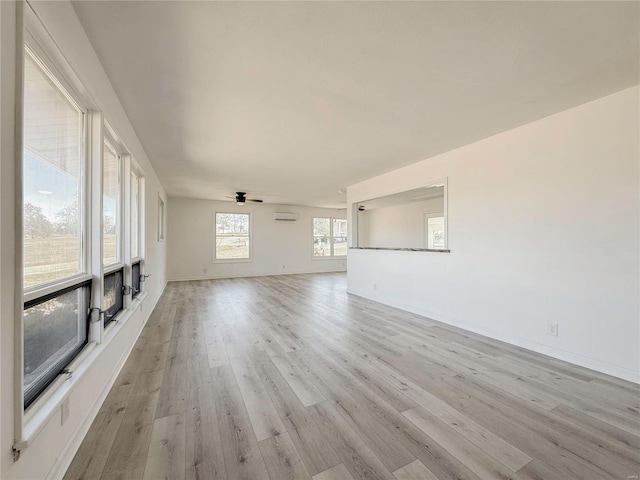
[[22, 46, 89, 408], [20, 38, 148, 410], [132, 261, 141, 298], [131, 171, 144, 300], [215, 213, 250, 260], [333, 219, 348, 256], [103, 139, 121, 266], [313, 217, 347, 257], [23, 282, 91, 408], [102, 135, 124, 326], [103, 268, 124, 327], [23, 49, 84, 288], [131, 172, 140, 260], [313, 218, 331, 257], [425, 213, 446, 250]]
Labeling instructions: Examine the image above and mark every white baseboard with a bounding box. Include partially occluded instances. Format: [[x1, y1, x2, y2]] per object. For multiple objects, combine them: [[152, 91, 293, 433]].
[[347, 289, 640, 384], [169, 268, 346, 282], [46, 287, 165, 480]]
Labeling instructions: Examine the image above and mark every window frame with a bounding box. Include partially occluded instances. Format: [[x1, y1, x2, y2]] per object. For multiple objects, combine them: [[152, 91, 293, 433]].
[[18, 21, 150, 422], [131, 261, 142, 299], [23, 280, 91, 409], [213, 212, 252, 263], [332, 218, 348, 257], [130, 166, 145, 299], [424, 212, 447, 250], [102, 136, 123, 269], [102, 266, 124, 328], [21, 42, 93, 410], [22, 45, 89, 293], [130, 169, 141, 262], [101, 123, 127, 327], [312, 217, 348, 259]]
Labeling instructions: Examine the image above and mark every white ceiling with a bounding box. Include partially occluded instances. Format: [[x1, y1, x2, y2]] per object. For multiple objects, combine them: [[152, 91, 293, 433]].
[[71, 1, 639, 208]]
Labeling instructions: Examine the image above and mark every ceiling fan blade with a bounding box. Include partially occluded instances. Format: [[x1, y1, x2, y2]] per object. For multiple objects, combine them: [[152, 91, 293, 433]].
[[247, 199, 263, 203]]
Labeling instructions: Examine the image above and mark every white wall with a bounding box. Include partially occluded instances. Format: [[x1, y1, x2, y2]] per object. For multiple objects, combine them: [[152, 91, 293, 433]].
[[1, 2, 168, 479], [347, 86, 640, 383], [359, 197, 443, 249], [168, 198, 346, 281]]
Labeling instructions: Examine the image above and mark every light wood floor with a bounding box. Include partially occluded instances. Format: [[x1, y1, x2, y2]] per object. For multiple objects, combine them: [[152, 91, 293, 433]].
[[65, 273, 640, 480]]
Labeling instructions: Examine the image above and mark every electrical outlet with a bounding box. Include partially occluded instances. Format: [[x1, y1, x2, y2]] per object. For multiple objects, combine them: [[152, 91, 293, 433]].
[[282, 264, 286, 270], [203, 268, 207, 274], [61, 397, 70, 425], [373, 283, 377, 291], [547, 323, 558, 336]]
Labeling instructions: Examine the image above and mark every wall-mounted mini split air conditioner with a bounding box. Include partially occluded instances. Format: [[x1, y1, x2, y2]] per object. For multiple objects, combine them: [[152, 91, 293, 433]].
[[274, 212, 298, 221]]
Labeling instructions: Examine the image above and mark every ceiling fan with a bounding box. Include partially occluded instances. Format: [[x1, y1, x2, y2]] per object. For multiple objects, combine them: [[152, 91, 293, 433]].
[[226, 191, 263, 205]]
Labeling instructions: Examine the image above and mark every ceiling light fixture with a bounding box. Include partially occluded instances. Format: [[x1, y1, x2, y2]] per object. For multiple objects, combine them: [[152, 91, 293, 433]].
[[236, 192, 246, 205]]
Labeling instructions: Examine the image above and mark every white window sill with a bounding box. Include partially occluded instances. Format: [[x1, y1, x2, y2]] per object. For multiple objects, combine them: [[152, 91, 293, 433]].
[[103, 263, 124, 275], [212, 258, 253, 264]]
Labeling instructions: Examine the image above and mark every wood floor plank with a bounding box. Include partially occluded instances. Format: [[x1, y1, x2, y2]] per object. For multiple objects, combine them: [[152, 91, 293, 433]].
[[202, 320, 230, 368], [309, 401, 397, 480], [65, 275, 640, 480], [301, 337, 418, 413], [403, 406, 525, 480], [185, 354, 226, 480], [516, 459, 575, 480], [249, 350, 342, 476], [259, 432, 312, 480], [63, 384, 134, 480], [267, 349, 326, 407], [289, 349, 416, 472], [430, 405, 532, 471], [295, 347, 482, 480], [230, 353, 287, 441], [449, 375, 623, 480], [211, 364, 270, 480], [155, 335, 187, 418], [393, 460, 439, 480], [99, 391, 160, 480], [133, 368, 164, 397], [143, 413, 186, 480], [551, 403, 640, 452], [313, 463, 355, 480]]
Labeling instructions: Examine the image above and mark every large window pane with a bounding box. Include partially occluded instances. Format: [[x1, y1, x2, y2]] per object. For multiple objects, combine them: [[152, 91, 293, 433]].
[[23, 50, 84, 288], [131, 172, 140, 259], [215, 236, 250, 259], [24, 284, 90, 407], [215, 213, 250, 260], [333, 219, 347, 238], [426, 216, 445, 250], [104, 268, 124, 326], [103, 141, 120, 266], [333, 238, 348, 256], [132, 261, 141, 298], [313, 218, 331, 257], [332, 219, 347, 256]]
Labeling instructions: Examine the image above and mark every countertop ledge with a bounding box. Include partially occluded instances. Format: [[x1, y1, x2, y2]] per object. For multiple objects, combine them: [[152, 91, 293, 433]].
[[349, 247, 451, 253]]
